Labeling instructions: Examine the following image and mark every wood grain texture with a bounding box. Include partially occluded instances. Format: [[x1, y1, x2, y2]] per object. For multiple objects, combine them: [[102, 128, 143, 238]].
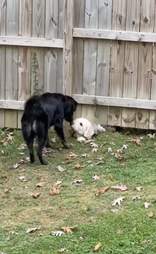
[[82, 0, 98, 122], [136, 0, 155, 129], [0, 0, 6, 127], [5, 0, 19, 128], [108, 0, 126, 126], [122, 0, 140, 128]]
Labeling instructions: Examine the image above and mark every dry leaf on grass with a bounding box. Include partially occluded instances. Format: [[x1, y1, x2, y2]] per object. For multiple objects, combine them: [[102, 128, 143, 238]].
[[57, 165, 66, 172], [136, 186, 143, 192], [50, 231, 65, 237], [18, 176, 27, 182], [130, 137, 141, 146], [36, 182, 45, 188], [49, 181, 62, 196], [96, 187, 110, 196], [72, 179, 83, 186], [93, 242, 102, 252], [112, 197, 125, 207], [111, 184, 128, 192], [74, 163, 84, 170], [92, 175, 100, 181], [144, 202, 151, 209], [114, 151, 124, 161], [148, 211, 154, 218], [61, 226, 77, 234], [31, 192, 41, 199], [26, 226, 41, 234], [65, 152, 78, 161], [90, 142, 98, 148]]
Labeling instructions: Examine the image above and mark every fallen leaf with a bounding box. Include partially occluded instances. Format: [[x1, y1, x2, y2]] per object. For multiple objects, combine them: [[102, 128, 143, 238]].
[[31, 192, 41, 199], [61, 226, 77, 234], [49, 186, 61, 196], [50, 230, 65, 237], [93, 242, 102, 252], [57, 165, 66, 172], [26, 226, 41, 234], [74, 163, 83, 170], [58, 248, 67, 253], [108, 147, 113, 153], [65, 152, 78, 161], [111, 184, 128, 192], [92, 175, 100, 181], [147, 133, 155, 139], [72, 179, 83, 186], [112, 197, 124, 206], [92, 148, 98, 153], [96, 186, 110, 196], [90, 142, 98, 148], [144, 202, 151, 209], [18, 175, 27, 182], [132, 196, 141, 201], [136, 186, 143, 192], [36, 182, 45, 188], [131, 137, 141, 146], [114, 151, 124, 161], [148, 211, 154, 218]]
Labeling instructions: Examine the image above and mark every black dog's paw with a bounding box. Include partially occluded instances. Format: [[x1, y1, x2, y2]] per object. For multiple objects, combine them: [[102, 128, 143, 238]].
[[41, 160, 48, 165]]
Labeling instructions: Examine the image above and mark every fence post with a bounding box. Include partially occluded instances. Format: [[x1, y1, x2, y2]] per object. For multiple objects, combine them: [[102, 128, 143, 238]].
[[63, 0, 73, 95]]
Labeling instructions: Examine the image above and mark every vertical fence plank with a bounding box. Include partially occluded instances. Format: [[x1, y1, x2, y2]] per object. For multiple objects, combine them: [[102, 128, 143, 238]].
[[149, 2, 156, 129], [63, 0, 73, 95], [44, 0, 58, 93], [82, 0, 98, 121], [31, 0, 45, 95], [122, 0, 140, 128], [95, 0, 112, 125], [56, 0, 63, 93], [18, 0, 32, 128], [5, 0, 19, 128], [108, 0, 126, 127], [0, 0, 6, 127], [73, 0, 85, 117], [136, 0, 155, 129]]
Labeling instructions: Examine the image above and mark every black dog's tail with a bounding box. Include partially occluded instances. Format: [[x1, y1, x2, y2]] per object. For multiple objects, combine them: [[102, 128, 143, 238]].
[[21, 95, 48, 143]]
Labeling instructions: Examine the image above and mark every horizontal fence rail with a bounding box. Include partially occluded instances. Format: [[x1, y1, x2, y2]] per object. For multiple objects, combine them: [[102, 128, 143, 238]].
[[1, 96, 156, 111], [73, 28, 156, 43], [0, 36, 64, 48]]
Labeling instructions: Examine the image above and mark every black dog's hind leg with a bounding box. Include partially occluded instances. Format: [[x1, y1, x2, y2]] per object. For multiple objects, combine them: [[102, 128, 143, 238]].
[[45, 135, 52, 148], [36, 122, 48, 165], [54, 122, 69, 149]]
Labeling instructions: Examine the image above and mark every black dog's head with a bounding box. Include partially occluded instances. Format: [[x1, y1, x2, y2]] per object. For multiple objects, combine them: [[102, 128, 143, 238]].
[[64, 96, 78, 125]]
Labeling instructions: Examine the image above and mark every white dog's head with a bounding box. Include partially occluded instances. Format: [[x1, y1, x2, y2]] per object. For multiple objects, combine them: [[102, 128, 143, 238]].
[[72, 118, 94, 139]]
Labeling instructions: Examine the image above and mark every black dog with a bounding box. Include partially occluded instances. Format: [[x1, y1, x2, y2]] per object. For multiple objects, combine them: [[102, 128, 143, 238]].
[[21, 93, 77, 165]]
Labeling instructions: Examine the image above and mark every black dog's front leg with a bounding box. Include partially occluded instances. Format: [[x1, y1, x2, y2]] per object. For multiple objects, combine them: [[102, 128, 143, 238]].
[[54, 124, 69, 149]]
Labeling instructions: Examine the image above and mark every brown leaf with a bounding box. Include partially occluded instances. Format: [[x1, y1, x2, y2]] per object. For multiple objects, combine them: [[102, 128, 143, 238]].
[[61, 226, 77, 234], [65, 152, 78, 161], [49, 182, 62, 196], [26, 226, 41, 233], [96, 186, 110, 196], [114, 151, 124, 161], [131, 137, 141, 146], [36, 182, 45, 188], [148, 211, 154, 218], [93, 242, 102, 252], [111, 184, 128, 192], [31, 192, 41, 199], [74, 163, 83, 170]]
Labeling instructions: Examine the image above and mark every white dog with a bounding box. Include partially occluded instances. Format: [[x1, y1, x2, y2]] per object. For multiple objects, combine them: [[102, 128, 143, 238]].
[[72, 117, 106, 140]]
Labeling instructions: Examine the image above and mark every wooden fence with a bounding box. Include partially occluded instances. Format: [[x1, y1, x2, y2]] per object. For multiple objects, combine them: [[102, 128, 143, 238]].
[[1, 0, 156, 129]]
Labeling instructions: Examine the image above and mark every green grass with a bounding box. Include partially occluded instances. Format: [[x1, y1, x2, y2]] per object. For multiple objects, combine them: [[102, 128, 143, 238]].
[[0, 128, 156, 253]]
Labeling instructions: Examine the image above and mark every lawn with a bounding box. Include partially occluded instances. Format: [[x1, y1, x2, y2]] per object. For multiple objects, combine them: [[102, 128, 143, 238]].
[[0, 128, 156, 254]]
